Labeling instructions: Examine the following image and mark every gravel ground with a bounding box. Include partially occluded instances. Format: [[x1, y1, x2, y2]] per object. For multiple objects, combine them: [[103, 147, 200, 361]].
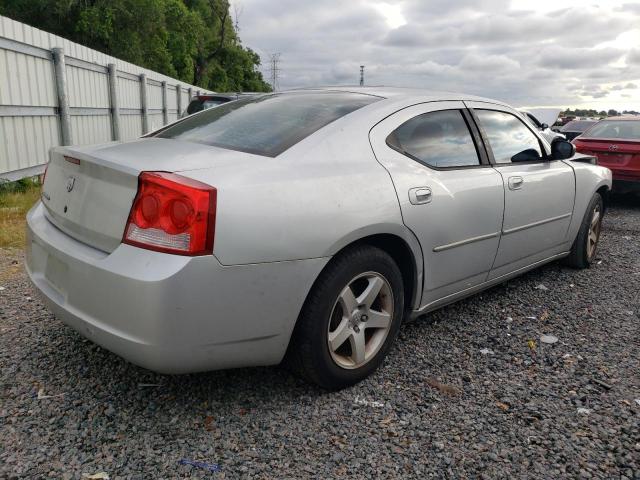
[[1, 196, 639, 479]]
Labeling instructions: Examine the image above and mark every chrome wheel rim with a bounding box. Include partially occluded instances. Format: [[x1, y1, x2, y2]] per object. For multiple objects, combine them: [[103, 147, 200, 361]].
[[327, 272, 394, 370], [587, 204, 602, 260]]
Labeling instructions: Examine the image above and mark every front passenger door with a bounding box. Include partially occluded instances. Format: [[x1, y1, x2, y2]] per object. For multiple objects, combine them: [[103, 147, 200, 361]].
[[468, 103, 576, 279]]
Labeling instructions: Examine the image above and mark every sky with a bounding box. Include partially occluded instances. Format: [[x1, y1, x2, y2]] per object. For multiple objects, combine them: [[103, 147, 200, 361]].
[[230, 0, 640, 110]]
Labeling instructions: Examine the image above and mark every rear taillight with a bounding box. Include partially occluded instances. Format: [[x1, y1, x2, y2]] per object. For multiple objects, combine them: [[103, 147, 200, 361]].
[[123, 172, 216, 256]]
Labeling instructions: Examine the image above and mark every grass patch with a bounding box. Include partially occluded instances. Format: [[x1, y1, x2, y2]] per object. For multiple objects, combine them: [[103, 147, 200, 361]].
[[0, 178, 41, 249]]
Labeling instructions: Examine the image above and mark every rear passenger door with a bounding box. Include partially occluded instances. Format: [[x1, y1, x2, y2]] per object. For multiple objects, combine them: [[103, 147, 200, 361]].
[[369, 102, 505, 307], [467, 102, 576, 279]]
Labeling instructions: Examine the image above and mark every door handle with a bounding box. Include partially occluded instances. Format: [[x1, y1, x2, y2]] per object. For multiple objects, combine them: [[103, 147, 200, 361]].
[[409, 187, 432, 205], [508, 176, 524, 190]]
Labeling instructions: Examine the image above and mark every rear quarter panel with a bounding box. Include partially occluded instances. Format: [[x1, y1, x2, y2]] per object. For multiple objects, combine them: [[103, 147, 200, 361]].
[[565, 160, 612, 244], [184, 117, 409, 266]]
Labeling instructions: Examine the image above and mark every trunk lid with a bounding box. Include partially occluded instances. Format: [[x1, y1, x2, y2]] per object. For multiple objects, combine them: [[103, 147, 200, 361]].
[[573, 138, 640, 178], [41, 138, 244, 253]]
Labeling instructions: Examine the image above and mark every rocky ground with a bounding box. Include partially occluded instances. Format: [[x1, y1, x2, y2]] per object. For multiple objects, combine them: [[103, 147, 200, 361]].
[[1, 196, 639, 479]]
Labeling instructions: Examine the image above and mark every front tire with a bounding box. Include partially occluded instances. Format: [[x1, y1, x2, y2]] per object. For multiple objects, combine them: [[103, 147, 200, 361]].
[[287, 246, 404, 390], [564, 192, 604, 269]]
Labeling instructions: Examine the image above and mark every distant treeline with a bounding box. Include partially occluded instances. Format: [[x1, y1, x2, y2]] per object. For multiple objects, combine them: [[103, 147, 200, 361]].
[[0, 0, 272, 92], [562, 108, 639, 118]]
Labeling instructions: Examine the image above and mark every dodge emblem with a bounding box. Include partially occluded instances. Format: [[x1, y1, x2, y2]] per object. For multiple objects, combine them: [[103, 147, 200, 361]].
[[66, 176, 75, 192]]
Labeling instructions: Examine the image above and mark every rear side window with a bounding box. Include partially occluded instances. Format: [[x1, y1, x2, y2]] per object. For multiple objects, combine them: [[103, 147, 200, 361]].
[[159, 93, 380, 157], [475, 110, 542, 164], [581, 120, 640, 140], [386, 110, 480, 168]]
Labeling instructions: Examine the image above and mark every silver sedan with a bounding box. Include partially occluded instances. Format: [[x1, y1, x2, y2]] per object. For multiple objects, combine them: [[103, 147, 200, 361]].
[[26, 88, 612, 389]]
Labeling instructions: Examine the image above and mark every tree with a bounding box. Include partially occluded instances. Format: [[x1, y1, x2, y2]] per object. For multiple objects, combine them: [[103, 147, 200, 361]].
[[0, 0, 271, 92]]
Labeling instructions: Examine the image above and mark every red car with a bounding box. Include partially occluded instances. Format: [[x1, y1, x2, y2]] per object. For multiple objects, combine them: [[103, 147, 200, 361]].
[[573, 116, 640, 191]]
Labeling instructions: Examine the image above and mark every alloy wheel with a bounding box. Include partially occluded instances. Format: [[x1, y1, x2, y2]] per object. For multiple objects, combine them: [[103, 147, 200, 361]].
[[327, 272, 394, 369], [587, 203, 602, 260]]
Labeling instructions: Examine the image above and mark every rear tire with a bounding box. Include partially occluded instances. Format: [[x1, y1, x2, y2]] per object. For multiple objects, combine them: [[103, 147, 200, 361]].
[[287, 246, 404, 390], [563, 192, 604, 269]]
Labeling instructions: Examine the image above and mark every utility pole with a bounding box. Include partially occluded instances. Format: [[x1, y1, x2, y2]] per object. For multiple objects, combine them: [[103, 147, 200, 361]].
[[268, 53, 281, 92], [360, 65, 365, 86]]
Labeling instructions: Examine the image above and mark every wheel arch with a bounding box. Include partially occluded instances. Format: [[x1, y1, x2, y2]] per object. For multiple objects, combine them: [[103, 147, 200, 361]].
[[596, 184, 610, 212], [284, 230, 424, 364], [321, 226, 423, 314]]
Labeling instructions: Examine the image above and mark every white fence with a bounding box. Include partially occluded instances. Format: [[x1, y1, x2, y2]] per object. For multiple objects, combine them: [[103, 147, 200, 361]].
[[0, 15, 211, 181]]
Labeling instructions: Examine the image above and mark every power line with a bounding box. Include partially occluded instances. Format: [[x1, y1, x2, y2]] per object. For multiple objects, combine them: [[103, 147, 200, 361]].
[[268, 53, 281, 92]]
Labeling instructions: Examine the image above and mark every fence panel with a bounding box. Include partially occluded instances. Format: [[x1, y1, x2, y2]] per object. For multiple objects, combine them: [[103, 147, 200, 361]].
[[0, 15, 210, 181]]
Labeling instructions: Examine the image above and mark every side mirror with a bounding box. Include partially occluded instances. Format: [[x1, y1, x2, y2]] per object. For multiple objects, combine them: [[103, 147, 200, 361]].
[[511, 148, 543, 162], [551, 138, 576, 160], [541, 123, 549, 130]]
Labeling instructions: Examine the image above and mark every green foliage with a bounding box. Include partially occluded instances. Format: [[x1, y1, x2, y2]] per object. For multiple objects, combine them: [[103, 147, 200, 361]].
[[562, 108, 608, 118], [561, 108, 639, 118], [0, 0, 271, 92], [0, 178, 41, 248]]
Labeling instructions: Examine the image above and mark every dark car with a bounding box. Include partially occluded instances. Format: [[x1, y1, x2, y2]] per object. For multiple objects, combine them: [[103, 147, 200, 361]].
[[183, 93, 256, 117], [561, 120, 598, 141], [573, 116, 640, 191]]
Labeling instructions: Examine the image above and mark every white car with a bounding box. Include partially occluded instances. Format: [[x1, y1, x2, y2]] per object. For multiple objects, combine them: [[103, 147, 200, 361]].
[[26, 88, 611, 389], [521, 109, 565, 144]]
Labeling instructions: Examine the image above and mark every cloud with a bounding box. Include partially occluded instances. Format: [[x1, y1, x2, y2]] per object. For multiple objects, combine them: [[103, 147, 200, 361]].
[[537, 47, 625, 70], [232, 0, 640, 108]]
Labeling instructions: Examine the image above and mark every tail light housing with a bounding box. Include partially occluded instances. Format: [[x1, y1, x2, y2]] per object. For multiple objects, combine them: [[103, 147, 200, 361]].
[[123, 172, 216, 256]]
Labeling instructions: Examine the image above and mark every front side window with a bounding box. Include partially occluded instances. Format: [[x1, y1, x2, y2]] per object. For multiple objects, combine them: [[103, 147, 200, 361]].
[[476, 110, 543, 164], [386, 110, 480, 168], [158, 92, 380, 157]]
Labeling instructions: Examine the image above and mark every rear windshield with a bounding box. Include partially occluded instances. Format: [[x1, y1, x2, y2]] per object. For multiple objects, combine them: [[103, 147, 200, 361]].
[[561, 120, 597, 132], [581, 120, 640, 140], [158, 92, 380, 157]]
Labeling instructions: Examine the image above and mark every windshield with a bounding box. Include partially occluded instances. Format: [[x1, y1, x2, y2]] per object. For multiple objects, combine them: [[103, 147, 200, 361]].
[[158, 92, 380, 157], [525, 113, 542, 128], [202, 100, 228, 109], [581, 120, 640, 140]]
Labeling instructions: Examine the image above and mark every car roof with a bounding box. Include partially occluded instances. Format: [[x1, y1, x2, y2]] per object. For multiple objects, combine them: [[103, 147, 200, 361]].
[[283, 86, 509, 106]]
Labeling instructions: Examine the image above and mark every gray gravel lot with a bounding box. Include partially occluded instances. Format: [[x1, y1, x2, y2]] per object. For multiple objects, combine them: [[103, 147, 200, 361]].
[[1, 196, 639, 479]]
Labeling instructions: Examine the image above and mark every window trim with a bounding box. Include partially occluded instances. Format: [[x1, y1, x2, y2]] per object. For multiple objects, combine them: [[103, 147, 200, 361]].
[[384, 108, 491, 171], [468, 107, 552, 167]]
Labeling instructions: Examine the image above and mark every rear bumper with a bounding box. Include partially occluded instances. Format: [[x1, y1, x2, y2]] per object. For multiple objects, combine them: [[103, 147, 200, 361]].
[[25, 202, 328, 373], [595, 159, 640, 184]]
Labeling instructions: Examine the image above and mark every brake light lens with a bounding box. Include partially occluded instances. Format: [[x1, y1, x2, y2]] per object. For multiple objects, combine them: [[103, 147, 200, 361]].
[[123, 172, 216, 256]]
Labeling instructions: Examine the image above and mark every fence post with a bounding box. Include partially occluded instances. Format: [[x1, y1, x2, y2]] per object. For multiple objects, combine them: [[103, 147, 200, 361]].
[[107, 64, 121, 141], [140, 73, 149, 134], [52, 47, 72, 145], [176, 85, 182, 119], [161, 81, 168, 125]]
